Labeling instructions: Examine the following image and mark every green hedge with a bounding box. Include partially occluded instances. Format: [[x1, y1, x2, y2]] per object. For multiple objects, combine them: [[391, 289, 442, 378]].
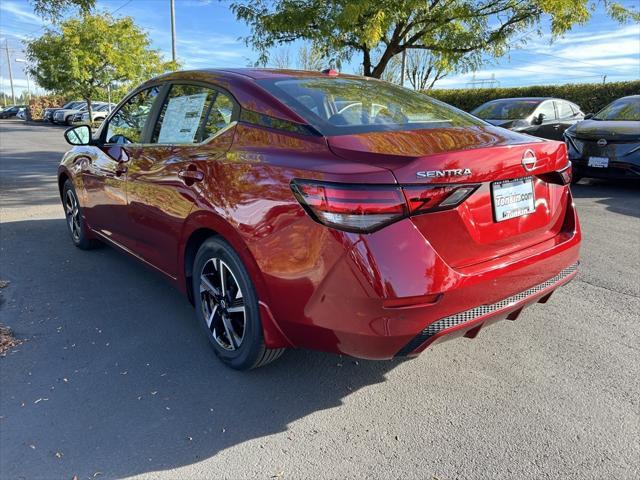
[[426, 80, 640, 114]]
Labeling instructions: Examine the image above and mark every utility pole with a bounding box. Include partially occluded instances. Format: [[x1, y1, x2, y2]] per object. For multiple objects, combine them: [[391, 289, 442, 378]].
[[4, 41, 16, 105], [170, 0, 177, 63], [400, 37, 407, 87], [602, 74, 607, 84], [15, 59, 30, 101]]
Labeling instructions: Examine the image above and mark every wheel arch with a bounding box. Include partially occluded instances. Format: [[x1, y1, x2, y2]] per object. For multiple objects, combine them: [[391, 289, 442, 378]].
[[57, 169, 71, 199], [179, 210, 293, 349]]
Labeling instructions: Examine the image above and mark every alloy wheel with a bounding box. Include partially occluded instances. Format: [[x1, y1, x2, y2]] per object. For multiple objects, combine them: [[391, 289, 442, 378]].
[[200, 257, 246, 351], [64, 189, 81, 242]]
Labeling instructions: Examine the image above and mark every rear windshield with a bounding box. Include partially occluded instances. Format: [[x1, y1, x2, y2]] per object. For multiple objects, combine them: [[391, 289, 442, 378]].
[[593, 97, 640, 121], [257, 77, 483, 135], [471, 99, 540, 120]]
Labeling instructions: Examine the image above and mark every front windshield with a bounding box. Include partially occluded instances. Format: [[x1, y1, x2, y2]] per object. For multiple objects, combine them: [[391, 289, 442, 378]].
[[471, 99, 540, 120], [593, 97, 640, 121], [258, 77, 484, 135]]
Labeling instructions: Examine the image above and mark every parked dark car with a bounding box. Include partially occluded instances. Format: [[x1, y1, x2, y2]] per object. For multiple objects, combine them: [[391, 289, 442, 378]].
[[58, 69, 580, 370], [471, 97, 584, 140], [0, 105, 27, 119], [565, 95, 640, 181]]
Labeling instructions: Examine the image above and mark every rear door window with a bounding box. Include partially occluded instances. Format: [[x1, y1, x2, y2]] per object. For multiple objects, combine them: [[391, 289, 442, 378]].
[[536, 101, 557, 121], [555, 101, 574, 119], [151, 84, 236, 144]]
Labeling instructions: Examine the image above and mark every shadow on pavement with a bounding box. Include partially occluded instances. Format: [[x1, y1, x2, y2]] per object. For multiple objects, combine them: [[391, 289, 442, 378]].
[[0, 150, 65, 208], [0, 218, 402, 480], [571, 178, 640, 219]]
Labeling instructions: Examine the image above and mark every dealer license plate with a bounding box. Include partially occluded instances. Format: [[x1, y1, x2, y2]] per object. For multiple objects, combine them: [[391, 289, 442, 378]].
[[491, 177, 536, 222], [588, 156, 609, 168]]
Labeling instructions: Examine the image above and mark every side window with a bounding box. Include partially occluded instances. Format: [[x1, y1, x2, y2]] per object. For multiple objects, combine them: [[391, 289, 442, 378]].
[[106, 86, 161, 144], [556, 101, 574, 119], [570, 104, 582, 116], [536, 101, 556, 121], [151, 84, 235, 144], [202, 91, 235, 139]]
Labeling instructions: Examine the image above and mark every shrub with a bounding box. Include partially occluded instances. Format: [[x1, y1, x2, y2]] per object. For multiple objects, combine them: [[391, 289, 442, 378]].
[[426, 80, 640, 114], [27, 95, 67, 121]]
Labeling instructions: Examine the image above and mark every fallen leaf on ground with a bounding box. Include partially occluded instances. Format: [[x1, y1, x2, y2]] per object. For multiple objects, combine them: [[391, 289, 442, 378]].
[[0, 325, 23, 357]]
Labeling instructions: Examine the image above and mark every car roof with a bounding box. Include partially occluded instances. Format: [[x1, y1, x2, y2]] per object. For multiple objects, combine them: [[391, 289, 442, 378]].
[[484, 97, 556, 102], [139, 68, 373, 125], [149, 68, 366, 84], [212, 68, 365, 80]]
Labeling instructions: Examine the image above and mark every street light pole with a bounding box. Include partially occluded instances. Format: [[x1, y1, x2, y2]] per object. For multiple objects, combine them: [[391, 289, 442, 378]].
[[170, 0, 177, 63], [4, 40, 16, 105]]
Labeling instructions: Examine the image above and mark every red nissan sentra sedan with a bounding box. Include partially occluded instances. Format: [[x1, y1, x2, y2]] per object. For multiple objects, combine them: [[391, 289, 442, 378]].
[[59, 69, 581, 370]]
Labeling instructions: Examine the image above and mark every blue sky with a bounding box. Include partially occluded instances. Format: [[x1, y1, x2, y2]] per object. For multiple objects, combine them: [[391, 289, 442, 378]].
[[0, 0, 639, 96]]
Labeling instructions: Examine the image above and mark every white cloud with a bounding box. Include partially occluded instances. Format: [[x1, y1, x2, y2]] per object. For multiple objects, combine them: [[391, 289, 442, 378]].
[[0, 1, 43, 25], [435, 24, 640, 88]]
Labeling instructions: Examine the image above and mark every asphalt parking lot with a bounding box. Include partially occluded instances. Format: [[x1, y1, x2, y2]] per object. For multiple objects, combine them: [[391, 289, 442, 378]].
[[0, 119, 638, 480]]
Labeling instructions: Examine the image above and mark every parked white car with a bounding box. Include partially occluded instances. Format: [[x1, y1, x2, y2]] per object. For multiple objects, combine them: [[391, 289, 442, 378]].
[[77, 103, 115, 123]]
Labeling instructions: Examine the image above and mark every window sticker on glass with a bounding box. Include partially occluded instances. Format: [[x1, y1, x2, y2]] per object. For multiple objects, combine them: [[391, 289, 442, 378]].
[[157, 93, 208, 143]]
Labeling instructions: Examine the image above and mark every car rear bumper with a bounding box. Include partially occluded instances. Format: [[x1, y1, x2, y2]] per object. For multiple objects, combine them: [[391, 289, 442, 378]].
[[268, 191, 581, 359], [395, 261, 578, 356], [571, 160, 640, 180]]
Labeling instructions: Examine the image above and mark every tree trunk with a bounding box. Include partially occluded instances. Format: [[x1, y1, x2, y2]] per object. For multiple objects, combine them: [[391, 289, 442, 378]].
[[362, 48, 372, 77], [85, 98, 92, 126], [370, 45, 397, 78]]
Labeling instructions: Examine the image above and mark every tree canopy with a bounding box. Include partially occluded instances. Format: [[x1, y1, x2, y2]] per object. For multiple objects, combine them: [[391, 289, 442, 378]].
[[230, 0, 639, 78], [26, 13, 176, 115], [30, 0, 94, 19]]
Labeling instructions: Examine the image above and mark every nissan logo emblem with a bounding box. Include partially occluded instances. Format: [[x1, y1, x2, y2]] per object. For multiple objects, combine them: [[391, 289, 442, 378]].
[[521, 149, 537, 172], [597, 138, 607, 147]]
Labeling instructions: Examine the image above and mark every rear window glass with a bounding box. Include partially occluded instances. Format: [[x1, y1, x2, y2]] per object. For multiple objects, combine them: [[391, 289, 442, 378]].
[[593, 97, 640, 121], [258, 77, 483, 135], [472, 100, 540, 120]]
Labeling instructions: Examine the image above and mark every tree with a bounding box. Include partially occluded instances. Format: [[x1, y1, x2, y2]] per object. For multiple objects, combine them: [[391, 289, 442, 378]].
[[270, 49, 292, 69], [406, 50, 447, 90], [230, 0, 639, 79], [297, 44, 326, 71], [30, 0, 94, 19], [26, 14, 177, 119]]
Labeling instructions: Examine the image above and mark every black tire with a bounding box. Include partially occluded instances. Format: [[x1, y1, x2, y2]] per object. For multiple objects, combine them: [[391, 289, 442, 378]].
[[192, 237, 285, 370], [66, 116, 74, 126], [62, 180, 98, 250]]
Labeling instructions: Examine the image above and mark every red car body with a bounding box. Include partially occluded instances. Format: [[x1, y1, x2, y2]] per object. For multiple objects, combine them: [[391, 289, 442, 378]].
[[58, 69, 581, 361]]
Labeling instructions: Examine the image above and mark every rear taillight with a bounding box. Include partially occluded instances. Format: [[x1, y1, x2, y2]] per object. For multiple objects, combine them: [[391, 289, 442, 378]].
[[403, 185, 479, 214], [290, 181, 406, 233], [538, 163, 572, 186], [291, 180, 479, 233]]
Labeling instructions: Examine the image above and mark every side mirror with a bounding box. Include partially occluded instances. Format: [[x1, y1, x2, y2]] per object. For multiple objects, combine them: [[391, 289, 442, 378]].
[[532, 113, 545, 125], [584, 113, 593, 119], [64, 124, 92, 146]]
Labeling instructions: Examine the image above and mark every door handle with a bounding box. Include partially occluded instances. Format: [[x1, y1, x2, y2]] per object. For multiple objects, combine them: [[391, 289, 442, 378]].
[[553, 124, 561, 129], [178, 168, 205, 183]]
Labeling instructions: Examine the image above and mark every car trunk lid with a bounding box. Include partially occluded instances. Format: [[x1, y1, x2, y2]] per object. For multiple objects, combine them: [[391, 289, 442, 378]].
[[327, 126, 571, 268]]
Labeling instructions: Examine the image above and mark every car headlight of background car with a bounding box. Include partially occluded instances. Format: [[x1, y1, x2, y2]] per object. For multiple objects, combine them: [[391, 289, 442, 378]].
[[564, 127, 583, 156]]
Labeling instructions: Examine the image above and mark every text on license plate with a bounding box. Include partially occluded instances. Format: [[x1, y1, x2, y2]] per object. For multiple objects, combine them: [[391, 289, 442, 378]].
[[588, 156, 609, 168], [491, 177, 536, 222]]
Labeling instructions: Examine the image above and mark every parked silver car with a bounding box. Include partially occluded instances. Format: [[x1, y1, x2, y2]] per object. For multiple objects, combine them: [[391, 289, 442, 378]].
[[44, 101, 84, 123]]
